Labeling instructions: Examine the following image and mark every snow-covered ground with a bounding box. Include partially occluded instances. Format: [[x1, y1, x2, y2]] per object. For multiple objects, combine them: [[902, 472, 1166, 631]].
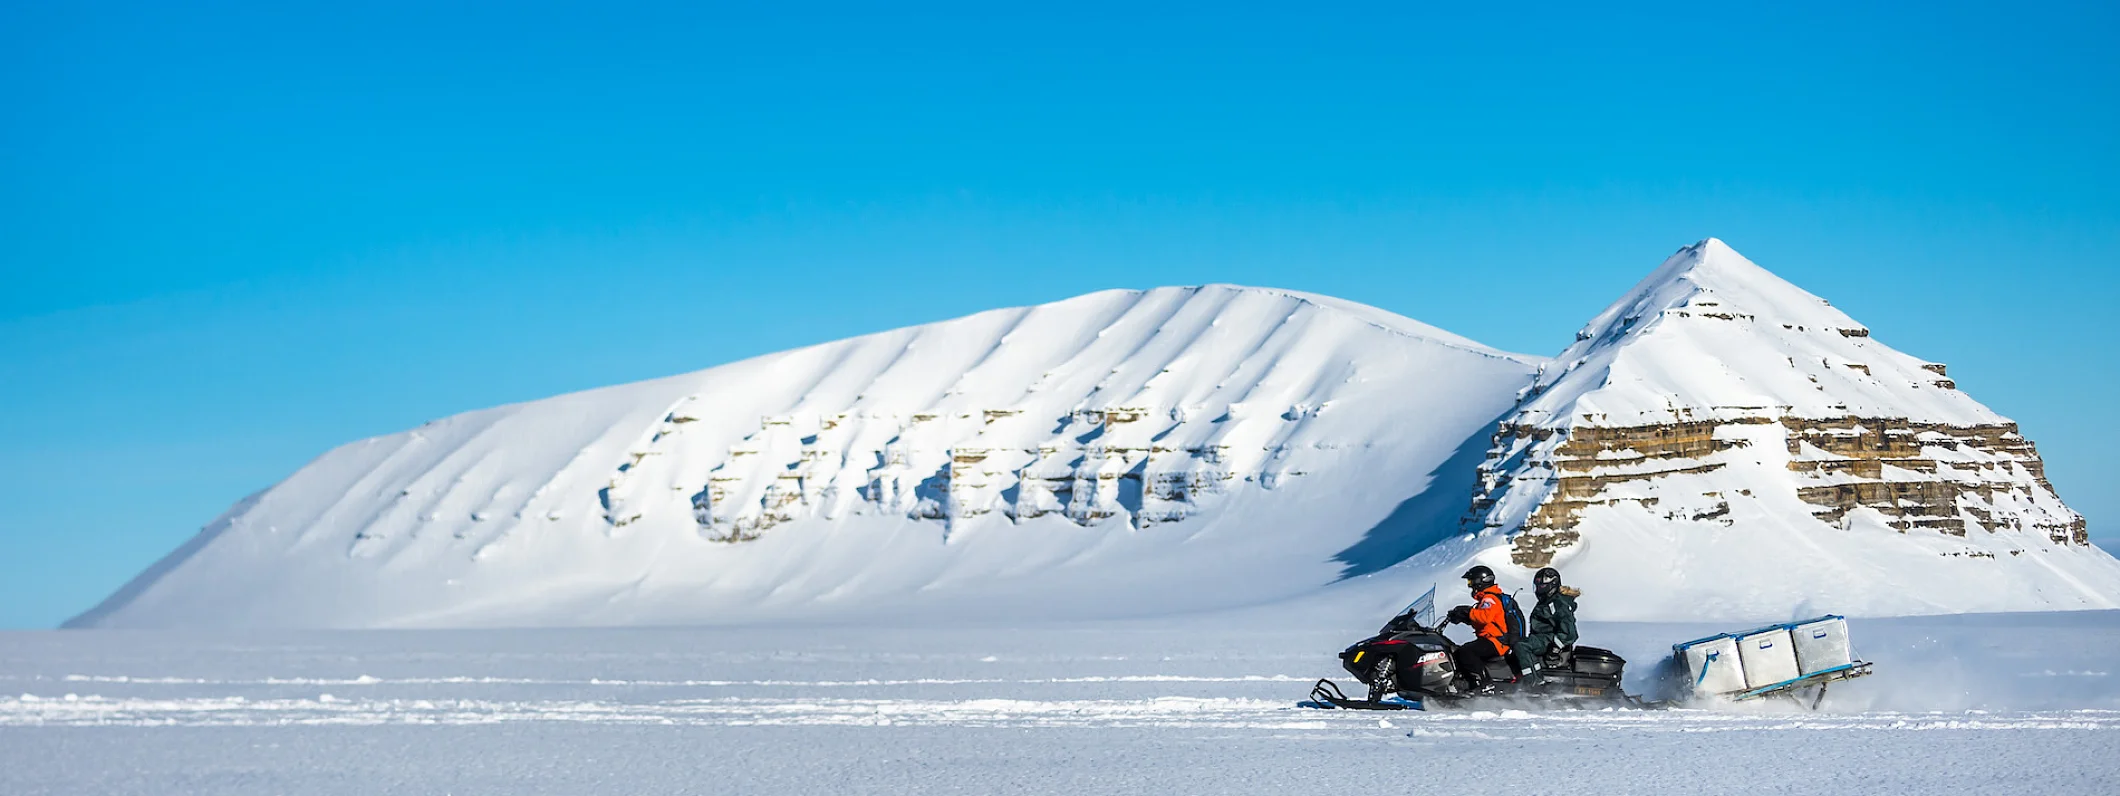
[[5, 611, 2117, 794]]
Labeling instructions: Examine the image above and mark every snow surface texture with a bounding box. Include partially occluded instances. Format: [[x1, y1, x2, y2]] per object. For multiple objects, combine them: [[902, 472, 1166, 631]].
[[71, 240, 2120, 628], [5, 614, 2119, 795]]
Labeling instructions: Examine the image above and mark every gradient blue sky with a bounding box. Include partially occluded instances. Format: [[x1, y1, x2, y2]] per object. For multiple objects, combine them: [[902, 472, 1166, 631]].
[[3, 2, 2116, 628]]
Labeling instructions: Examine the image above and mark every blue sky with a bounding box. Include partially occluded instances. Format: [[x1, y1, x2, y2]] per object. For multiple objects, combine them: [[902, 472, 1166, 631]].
[[3, 2, 2116, 628]]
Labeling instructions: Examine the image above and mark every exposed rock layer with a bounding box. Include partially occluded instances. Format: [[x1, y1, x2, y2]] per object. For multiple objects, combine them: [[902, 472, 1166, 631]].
[[1484, 412, 2085, 569], [1464, 239, 2088, 572]]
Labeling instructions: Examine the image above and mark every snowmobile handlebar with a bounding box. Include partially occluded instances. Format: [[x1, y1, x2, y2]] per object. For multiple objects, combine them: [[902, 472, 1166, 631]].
[[1380, 610, 1442, 635]]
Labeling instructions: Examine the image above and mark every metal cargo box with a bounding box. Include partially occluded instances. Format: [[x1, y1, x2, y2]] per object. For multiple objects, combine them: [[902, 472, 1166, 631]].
[[1736, 627, 1800, 689], [1789, 615, 1854, 675], [1675, 634, 1747, 695]]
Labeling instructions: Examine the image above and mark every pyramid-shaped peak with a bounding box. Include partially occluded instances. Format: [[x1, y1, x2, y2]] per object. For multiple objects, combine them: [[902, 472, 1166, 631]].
[[1641, 238, 1820, 304], [1465, 239, 2097, 605], [1686, 235, 1744, 263], [1668, 238, 1816, 297], [1513, 237, 1992, 431], [1659, 236, 1766, 270], [1564, 238, 1858, 355]]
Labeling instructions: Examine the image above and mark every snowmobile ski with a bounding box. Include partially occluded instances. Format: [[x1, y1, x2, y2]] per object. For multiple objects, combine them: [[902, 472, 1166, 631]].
[[1307, 678, 1419, 710]]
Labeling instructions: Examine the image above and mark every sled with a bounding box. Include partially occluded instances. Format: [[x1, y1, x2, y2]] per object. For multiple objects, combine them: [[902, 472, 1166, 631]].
[[1729, 661, 1874, 708], [1674, 615, 1873, 710]]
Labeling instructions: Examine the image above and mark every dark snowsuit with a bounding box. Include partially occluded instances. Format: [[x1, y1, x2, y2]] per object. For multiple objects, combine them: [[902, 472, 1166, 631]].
[[1511, 588, 1580, 671]]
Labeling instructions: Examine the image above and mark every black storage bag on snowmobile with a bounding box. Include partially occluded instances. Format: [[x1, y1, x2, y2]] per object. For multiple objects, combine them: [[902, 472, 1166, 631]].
[[1569, 646, 1624, 677]]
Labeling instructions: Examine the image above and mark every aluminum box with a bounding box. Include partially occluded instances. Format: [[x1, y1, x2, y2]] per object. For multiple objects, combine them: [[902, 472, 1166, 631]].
[[1675, 634, 1747, 695], [1736, 627, 1801, 689], [1789, 615, 1854, 675]]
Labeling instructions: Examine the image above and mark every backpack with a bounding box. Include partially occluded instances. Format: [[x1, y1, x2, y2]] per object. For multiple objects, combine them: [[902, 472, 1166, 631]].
[[1498, 592, 1528, 646]]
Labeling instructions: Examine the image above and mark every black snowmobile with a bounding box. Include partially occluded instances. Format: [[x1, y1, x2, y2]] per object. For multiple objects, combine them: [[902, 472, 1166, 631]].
[[1309, 588, 1630, 710]]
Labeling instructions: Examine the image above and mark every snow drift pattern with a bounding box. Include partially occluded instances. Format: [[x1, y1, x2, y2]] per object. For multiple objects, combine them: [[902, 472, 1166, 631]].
[[72, 285, 1537, 628], [608, 286, 1519, 541], [69, 240, 2120, 628]]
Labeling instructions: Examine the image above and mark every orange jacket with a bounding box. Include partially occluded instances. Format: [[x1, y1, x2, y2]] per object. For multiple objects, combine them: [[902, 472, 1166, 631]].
[[1468, 585, 1511, 655]]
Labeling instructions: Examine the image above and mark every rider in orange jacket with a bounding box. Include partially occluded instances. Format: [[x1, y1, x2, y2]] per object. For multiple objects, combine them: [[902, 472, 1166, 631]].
[[1446, 565, 1512, 689]]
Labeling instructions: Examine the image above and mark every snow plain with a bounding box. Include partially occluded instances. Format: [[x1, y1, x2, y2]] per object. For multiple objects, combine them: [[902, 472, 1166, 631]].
[[6, 610, 2117, 795]]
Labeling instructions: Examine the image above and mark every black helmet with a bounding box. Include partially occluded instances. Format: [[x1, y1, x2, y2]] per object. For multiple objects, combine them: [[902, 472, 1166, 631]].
[[1462, 565, 1496, 590], [1534, 567, 1561, 595]]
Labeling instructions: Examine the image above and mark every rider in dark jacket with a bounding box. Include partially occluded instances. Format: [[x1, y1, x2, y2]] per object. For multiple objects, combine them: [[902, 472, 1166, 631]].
[[1512, 567, 1580, 671]]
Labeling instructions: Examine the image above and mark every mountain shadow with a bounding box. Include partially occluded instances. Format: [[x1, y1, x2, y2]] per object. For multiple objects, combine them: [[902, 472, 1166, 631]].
[[1330, 414, 1502, 580]]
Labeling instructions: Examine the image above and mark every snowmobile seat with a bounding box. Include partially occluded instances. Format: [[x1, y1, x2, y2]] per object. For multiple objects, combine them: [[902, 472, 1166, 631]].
[[1484, 657, 1518, 683]]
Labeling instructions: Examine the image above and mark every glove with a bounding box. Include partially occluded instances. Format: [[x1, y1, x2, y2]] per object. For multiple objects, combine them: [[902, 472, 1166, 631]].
[[1446, 605, 1472, 625]]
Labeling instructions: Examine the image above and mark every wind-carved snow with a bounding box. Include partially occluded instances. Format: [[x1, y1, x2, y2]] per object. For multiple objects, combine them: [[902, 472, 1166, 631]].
[[594, 287, 1515, 542], [72, 285, 1540, 629], [1458, 238, 2118, 618]]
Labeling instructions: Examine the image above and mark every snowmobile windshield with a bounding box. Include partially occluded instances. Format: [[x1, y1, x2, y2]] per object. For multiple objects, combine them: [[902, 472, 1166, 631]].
[[1380, 586, 1438, 632]]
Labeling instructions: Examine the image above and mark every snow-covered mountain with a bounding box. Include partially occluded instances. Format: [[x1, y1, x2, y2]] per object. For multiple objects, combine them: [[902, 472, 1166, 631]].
[[1455, 239, 2116, 618], [72, 286, 1541, 628], [69, 240, 2120, 628]]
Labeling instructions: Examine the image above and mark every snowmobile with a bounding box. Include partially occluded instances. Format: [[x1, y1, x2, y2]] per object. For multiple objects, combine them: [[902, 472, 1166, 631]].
[[1308, 587, 1630, 710]]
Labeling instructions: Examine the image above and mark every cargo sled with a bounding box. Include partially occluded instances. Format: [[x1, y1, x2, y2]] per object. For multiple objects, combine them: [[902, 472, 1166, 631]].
[[1672, 615, 1873, 708]]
